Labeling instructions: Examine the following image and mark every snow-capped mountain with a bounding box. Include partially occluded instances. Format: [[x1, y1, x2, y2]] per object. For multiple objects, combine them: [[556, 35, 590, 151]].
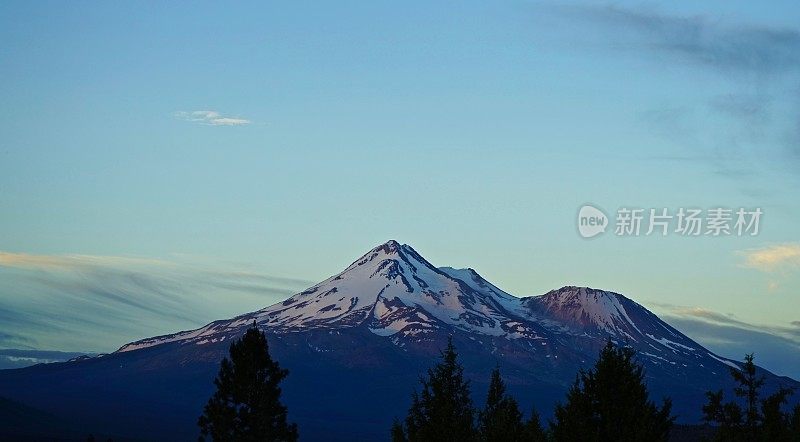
[[119, 240, 537, 351], [116, 241, 735, 374], [1, 240, 796, 441]]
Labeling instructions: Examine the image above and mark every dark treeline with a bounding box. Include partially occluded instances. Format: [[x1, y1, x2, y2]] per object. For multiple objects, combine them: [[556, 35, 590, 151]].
[[390, 338, 548, 442], [702, 354, 800, 441], [391, 339, 673, 442], [185, 324, 799, 441]]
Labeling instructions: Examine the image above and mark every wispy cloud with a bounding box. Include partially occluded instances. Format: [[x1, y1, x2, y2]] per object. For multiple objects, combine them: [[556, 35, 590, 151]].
[[541, 3, 800, 177], [709, 94, 771, 122], [0, 251, 166, 269], [665, 306, 750, 327], [549, 4, 800, 74], [653, 302, 800, 340], [738, 243, 800, 272], [0, 251, 312, 352], [0, 349, 94, 370], [666, 316, 800, 379], [173, 110, 251, 126], [650, 302, 800, 378]]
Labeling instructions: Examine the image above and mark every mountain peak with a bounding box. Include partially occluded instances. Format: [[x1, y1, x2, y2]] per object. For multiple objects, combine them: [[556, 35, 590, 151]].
[[112, 242, 754, 403], [117, 244, 689, 364], [252, 239, 525, 337], [537, 286, 642, 311], [542, 285, 628, 306], [365, 239, 417, 258], [523, 286, 647, 338], [553, 285, 614, 294], [377, 239, 401, 252]]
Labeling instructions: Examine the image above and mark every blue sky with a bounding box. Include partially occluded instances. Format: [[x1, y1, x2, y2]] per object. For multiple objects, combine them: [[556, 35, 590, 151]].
[[1, 1, 799, 376]]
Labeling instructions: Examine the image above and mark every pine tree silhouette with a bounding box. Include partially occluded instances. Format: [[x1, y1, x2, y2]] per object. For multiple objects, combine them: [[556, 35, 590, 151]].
[[551, 341, 674, 442], [478, 367, 525, 441], [391, 418, 407, 442], [522, 409, 547, 442], [392, 337, 476, 441], [198, 322, 298, 442], [791, 405, 800, 435], [703, 353, 798, 441], [733, 353, 765, 438]]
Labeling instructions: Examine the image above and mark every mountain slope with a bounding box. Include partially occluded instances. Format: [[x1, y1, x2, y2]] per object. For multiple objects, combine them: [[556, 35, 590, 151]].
[[0, 240, 796, 441], [120, 240, 541, 351], [117, 241, 745, 380]]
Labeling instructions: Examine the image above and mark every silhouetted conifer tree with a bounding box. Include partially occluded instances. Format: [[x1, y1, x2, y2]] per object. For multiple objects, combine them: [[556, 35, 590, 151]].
[[198, 322, 297, 442], [392, 337, 476, 441], [551, 341, 674, 441], [703, 353, 797, 441], [734, 353, 765, 437], [791, 405, 800, 436], [522, 409, 547, 442], [391, 418, 407, 442], [478, 367, 525, 441]]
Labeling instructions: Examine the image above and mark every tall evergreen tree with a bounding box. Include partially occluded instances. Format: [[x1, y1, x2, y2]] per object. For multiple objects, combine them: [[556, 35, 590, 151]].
[[760, 386, 795, 441], [551, 341, 674, 442], [791, 405, 800, 436], [702, 389, 744, 440], [732, 353, 765, 438], [198, 322, 298, 442], [522, 409, 547, 442], [703, 353, 797, 441], [478, 367, 525, 441], [392, 337, 476, 442], [391, 419, 407, 442]]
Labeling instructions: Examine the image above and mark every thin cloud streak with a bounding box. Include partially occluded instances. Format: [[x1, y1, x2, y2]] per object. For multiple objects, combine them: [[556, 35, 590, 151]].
[[0, 251, 312, 352], [548, 4, 800, 74], [649, 302, 800, 378], [0, 251, 166, 269], [651, 302, 800, 342], [738, 243, 800, 272], [666, 316, 800, 379], [173, 110, 251, 126], [0, 349, 96, 370], [540, 2, 800, 176]]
